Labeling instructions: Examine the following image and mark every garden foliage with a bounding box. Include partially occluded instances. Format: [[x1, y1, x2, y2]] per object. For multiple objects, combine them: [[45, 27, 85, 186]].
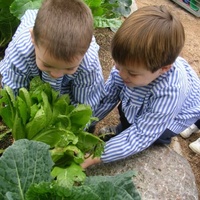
[[0, 139, 141, 199], [0, 76, 104, 187]]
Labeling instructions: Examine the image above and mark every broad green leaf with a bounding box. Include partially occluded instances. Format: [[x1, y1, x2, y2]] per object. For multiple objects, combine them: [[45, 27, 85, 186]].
[[25, 107, 46, 139], [56, 115, 71, 129], [53, 94, 71, 115], [114, 0, 132, 7], [12, 112, 26, 140], [41, 91, 52, 125], [66, 145, 84, 164], [51, 163, 86, 188], [0, 89, 15, 128], [85, 171, 141, 200], [5, 191, 20, 200], [26, 182, 72, 199], [68, 186, 100, 200], [26, 182, 99, 200], [51, 145, 84, 167], [87, 181, 135, 200], [10, 0, 43, 19], [0, 0, 19, 47], [29, 76, 60, 105], [29, 76, 44, 92], [0, 87, 16, 126], [50, 148, 67, 164], [29, 103, 39, 120], [114, 6, 131, 18], [83, 0, 101, 7], [94, 16, 122, 29], [76, 131, 104, 157], [5, 85, 16, 107], [109, 0, 132, 17], [0, 139, 53, 199], [31, 128, 64, 147], [18, 87, 32, 109], [69, 104, 93, 130], [56, 130, 78, 147], [16, 96, 28, 125], [0, 106, 13, 129], [0, 0, 14, 7]]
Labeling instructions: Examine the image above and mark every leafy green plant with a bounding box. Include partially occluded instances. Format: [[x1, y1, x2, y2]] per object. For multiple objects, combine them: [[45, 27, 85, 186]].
[[0, 76, 104, 187], [0, 0, 19, 47], [0, 0, 132, 48], [0, 139, 53, 200], [84, 0, 132, 29], [0, 139, 141, 199]]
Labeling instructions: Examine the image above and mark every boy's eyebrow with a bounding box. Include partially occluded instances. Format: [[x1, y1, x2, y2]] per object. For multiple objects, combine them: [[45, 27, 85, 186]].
[[38, 57, 53, 68], [43, 62, 53, 68], [41, 59, 78, 69], [127, 69, 141, 74]]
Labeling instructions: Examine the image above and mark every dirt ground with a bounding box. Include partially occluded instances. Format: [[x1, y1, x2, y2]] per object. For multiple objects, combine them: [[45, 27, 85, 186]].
[[94, 0, 200, 197]]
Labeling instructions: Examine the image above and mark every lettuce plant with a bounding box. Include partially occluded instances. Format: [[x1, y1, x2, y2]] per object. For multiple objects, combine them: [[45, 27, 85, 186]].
[[0, 76, 104, 187]]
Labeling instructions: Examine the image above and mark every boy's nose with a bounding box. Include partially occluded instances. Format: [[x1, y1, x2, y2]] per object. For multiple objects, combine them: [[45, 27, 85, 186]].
[[49, 71, 64, 78]]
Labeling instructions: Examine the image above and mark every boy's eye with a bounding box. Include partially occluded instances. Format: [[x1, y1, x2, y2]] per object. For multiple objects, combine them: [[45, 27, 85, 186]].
[[66, 68, 75, 71], [128, 72, 137, 76], [43, 64, 51, 68]]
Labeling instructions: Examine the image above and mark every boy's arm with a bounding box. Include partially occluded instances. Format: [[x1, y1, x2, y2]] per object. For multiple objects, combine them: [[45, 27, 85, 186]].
[[0, 40, 37, 95], [92, 67, 123, 120], [70, 65, 121, 120], [87, 85, 185, 166]]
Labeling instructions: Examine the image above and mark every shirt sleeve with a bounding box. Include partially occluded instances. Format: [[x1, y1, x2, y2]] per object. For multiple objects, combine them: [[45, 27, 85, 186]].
[[94, 67, 123, 120], [101, 84, 183, 163], [69, 57, 105, 115]]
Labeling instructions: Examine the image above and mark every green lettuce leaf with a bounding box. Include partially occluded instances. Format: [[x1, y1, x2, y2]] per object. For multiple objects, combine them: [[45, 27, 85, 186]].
[[51, 163, 86, 188]]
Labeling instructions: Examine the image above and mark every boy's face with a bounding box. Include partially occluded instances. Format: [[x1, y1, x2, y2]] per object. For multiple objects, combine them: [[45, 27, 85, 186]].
[[30, 29, 82, 78], [34, 44, 83, 78], [115, 63, 171, 87]]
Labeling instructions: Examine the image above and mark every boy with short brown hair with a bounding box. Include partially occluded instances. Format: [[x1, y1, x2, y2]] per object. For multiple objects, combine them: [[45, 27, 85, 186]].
[[0, 0, 105, 116], [81, 5, 200, 168]]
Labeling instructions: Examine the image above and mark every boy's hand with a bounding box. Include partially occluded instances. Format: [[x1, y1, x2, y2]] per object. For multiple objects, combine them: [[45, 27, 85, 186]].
[[81, 154, 101, 169]]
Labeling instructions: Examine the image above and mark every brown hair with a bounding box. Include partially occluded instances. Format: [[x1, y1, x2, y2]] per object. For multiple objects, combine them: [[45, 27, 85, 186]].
[[111, 5, 185, 72], [33, 0, 93, 62]]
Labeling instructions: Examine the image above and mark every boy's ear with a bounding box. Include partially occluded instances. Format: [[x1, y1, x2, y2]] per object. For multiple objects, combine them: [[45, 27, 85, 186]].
[[30, 28, 35, 45], [160, 64, 172, 74]]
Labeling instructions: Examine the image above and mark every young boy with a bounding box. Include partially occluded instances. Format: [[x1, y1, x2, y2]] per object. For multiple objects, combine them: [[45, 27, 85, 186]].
[[180, 119, 200, 154], [0, 0, 105, 116], [81, 5, 200, 168]]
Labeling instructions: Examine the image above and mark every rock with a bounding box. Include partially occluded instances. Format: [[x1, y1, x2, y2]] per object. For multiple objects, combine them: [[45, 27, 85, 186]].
[[85, 144, 198, 200]]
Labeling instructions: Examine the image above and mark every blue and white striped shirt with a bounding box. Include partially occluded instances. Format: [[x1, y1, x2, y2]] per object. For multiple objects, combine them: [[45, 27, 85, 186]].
[[95, 57, 200, 163], [0, 10, 105, 116]]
